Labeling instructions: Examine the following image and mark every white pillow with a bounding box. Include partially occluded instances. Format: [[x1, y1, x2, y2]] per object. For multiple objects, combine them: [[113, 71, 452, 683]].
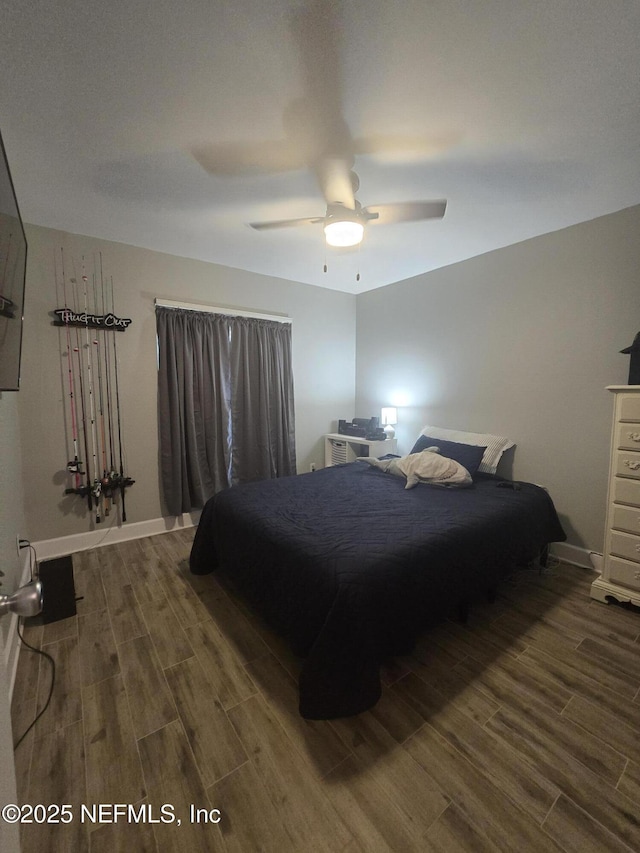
[[418, 425, 515, 474]]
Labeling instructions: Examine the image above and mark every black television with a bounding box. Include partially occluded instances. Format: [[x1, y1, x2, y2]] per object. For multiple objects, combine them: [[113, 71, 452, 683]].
[[0, 127, 27, 391]]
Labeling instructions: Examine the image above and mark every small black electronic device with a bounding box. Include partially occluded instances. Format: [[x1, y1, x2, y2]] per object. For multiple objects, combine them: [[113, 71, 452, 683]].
[[497, 481, 521, 491], [39, 556, 77, 622], [338, 417, 385, 440]]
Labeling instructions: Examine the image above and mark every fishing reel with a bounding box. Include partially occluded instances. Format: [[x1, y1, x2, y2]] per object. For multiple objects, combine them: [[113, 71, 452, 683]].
[[64, 484, 92, 498], [66, 459, 85, 475]]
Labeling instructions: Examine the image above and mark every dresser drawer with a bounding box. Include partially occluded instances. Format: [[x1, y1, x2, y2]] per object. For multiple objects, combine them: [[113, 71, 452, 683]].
[[608, 556, 640, 590], [619, 394, 640, 422], [611, 504, 640, 535], [615, 422, 640, 452], [613, 449, 640, 480], [610, 530, 640, 565], [611, 477, 640, 507]]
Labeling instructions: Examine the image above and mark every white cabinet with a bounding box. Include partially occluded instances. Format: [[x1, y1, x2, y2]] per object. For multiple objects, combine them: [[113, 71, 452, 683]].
[[324, 433, 398, 467], [591, 386, 640, 607]]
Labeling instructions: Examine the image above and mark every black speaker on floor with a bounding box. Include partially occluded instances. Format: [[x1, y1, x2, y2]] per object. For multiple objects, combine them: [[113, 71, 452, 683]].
[[38, 556, 77, 623]]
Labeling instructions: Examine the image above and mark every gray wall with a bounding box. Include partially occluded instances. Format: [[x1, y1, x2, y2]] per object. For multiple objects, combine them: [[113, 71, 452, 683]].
[[19, 225, 356, 541], [14, 207, 640, 551], [356, 205, 640, 553], [0, 392, 26, 646]]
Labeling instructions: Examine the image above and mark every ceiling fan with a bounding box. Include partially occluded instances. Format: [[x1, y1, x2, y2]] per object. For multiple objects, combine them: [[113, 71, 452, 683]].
[[247, 160, 446, 247], [192, 1, 448, 249]]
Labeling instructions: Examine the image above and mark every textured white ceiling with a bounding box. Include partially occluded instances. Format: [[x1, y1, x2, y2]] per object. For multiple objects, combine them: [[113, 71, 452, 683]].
[[1, 0, 638, 293]]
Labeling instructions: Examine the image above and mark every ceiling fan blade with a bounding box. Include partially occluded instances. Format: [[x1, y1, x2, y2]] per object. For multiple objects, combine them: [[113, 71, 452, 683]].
[[353, 134, 460, 162], [192, 140, 309, 177], [316, 157, 356, 209], [248, 216, 324, 231], [290, 0, 358, 205], [291, 1, 349, 146], [363, 200, 447, 225]]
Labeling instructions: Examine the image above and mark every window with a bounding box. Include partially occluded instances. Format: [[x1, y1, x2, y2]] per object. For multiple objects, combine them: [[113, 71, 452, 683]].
[[156, 305, 296, 515]]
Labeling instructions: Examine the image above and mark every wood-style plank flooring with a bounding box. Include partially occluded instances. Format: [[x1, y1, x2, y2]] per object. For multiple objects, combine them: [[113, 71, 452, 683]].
[[10, 530, 640, 852]]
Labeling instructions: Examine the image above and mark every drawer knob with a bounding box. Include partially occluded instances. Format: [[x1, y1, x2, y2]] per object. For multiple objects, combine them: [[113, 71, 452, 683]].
[[624, 460, 640, 471], [628, 432, 640, 442]]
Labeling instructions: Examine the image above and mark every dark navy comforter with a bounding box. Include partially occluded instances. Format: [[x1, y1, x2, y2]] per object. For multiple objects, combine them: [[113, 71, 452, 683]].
[[190, 461, 566, 719]]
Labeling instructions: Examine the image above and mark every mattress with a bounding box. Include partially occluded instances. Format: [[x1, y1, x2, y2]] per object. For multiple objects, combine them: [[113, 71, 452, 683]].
[[190, 461, 566, 718]]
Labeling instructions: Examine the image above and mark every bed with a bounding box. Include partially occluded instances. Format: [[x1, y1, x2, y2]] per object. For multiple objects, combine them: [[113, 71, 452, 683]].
[[190, 434, 566, 719]]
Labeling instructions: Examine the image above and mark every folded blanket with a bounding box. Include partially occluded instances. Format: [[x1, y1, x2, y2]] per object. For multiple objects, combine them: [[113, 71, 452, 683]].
[[359, 447, 472, 489]]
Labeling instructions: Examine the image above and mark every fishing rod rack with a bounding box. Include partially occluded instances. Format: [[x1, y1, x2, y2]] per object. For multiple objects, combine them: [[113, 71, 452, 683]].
[[54, 249, 134, 525]]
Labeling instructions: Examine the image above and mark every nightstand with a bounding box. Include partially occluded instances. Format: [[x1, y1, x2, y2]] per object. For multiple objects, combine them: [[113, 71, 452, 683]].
[[324, 433, 398, 467]]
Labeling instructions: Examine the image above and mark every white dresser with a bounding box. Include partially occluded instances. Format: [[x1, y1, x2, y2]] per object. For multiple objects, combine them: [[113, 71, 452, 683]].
[[591, 386, 640, 607]]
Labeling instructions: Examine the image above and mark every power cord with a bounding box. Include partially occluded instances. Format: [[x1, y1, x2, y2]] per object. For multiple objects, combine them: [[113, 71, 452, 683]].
[[13, 621, 56, 750], [81, 507, 119, 551], [12, 540, 56, 750], [13, 519, 119, 748]]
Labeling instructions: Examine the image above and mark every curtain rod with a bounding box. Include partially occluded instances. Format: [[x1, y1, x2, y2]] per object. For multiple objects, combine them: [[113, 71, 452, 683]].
[[155, 297, 292, 324]]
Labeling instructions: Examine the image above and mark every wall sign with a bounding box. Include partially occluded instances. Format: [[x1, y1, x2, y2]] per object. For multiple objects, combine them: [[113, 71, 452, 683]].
[[53, 308, 132, 330]]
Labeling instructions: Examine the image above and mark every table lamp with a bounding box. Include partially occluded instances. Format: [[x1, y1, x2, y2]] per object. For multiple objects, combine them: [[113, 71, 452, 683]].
[[381, 407, 397, 439]]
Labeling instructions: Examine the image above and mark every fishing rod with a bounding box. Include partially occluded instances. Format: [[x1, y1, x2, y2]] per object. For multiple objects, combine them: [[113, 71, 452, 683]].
[[60, 248, 83, 490], [57, 253, 133, 523], [103, 264, 122, 516], [103, 269, 116, 480], [93, 253, 110, 515], [81, 258, 102, 524], [109, 274, 134, 521], [67, 270, 93, 512]]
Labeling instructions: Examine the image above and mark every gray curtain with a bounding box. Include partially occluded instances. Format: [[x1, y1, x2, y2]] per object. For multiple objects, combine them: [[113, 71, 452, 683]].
[[156, 306, 296, 515], [230, 316, 297, 485]]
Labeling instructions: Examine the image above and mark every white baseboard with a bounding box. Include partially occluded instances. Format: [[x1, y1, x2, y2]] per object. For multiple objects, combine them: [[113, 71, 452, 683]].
[[31, 511, 201, 562], [549, 541, 596, 571]]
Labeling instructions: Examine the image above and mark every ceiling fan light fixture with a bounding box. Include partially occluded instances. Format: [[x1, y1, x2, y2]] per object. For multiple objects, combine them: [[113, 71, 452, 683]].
[[324, 217, 364, 248]]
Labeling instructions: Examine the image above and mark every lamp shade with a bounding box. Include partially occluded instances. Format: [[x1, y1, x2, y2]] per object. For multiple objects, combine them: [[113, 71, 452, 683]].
[[381, 407, 397, 426], [324, 218, 364, 248]]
